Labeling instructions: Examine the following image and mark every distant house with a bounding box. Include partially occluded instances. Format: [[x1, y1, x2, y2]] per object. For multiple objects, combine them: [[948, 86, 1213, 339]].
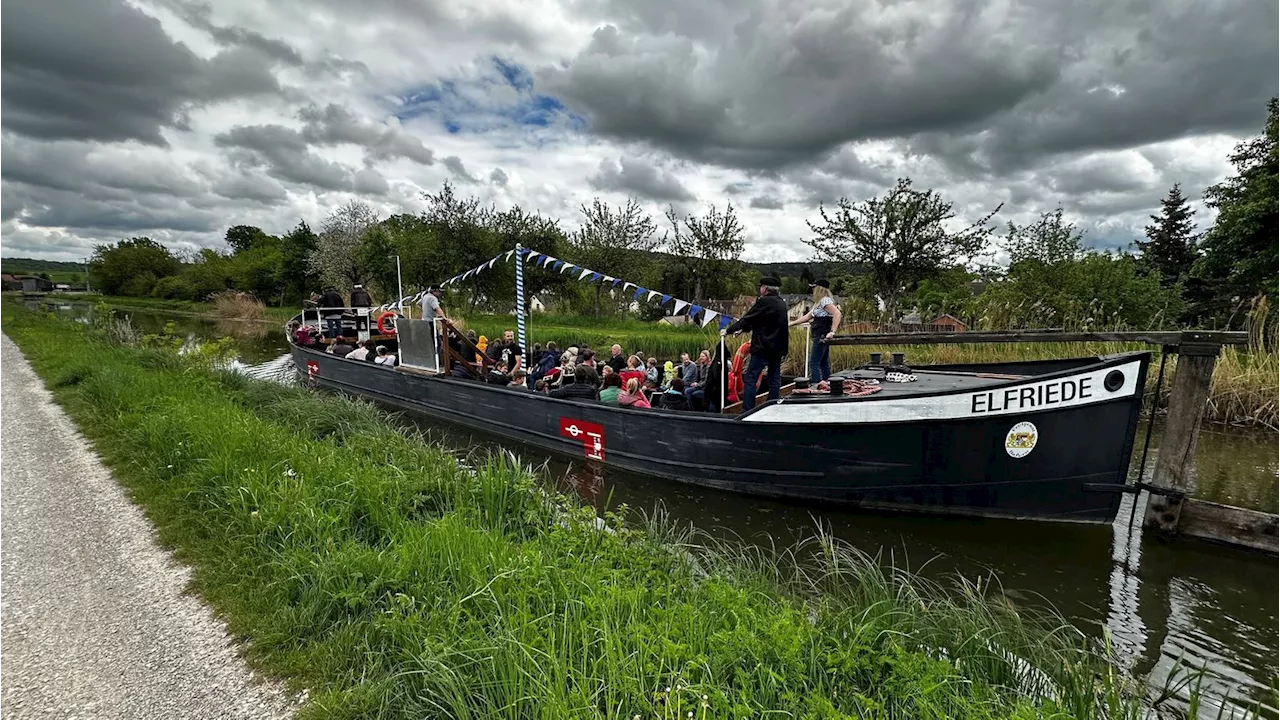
[[900, 310, 967, 333], [21, 276, 53, 293], [1, 274, 21, 291], [842, 320, 880, 334], [780, 294, 810, 319], [54, 283, 72, 292], [931, 314, 968, 332]]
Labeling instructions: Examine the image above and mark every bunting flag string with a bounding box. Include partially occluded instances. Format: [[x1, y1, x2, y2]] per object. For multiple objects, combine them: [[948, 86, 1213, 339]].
[[401, 247, 739, 327]]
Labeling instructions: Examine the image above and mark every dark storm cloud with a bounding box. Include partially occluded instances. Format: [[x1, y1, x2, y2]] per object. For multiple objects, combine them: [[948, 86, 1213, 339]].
[[490, 168, 510, 187], [214, 125, 359, 191], [2, 181, 223, 234], [0, 137, 203, 198], [587, 157, 695, 202], [298, 104, 435, 166], [353, 168, 392, 195], [749, 195, 784, 210], [541, 0, 1276, 172], [208, 172, 290, 205], [3, 192, 28, 222], [443, 156, 479, 184], [1, 0, 282, 146]]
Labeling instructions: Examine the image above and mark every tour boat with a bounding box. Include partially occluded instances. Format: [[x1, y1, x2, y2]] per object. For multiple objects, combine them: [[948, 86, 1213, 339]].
[[289, 310, 1150, 524]]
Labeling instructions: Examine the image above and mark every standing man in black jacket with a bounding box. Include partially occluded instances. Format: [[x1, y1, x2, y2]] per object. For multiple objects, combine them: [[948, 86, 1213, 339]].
[[318, 286, 345, 338], [349, 284, 372, 308], [723, 275, 789, 411]]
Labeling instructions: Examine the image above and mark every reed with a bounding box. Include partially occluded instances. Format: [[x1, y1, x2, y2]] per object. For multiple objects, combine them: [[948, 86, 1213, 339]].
[[209, 290, 266, 322], [5, 299, 1246, 719]]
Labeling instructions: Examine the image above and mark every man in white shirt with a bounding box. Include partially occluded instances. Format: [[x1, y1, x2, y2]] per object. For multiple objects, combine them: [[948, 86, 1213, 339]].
[[421, 285, 446, 322], [374, 346, 397, 367]]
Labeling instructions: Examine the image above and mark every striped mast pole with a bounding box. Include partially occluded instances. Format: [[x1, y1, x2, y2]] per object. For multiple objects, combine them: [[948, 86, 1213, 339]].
[[719, 331, 727, 413], [514, 244, 527, 368]]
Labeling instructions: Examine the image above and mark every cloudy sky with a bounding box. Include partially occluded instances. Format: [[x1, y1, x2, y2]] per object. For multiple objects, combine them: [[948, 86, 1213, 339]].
[[2, 0, 1275, 263]]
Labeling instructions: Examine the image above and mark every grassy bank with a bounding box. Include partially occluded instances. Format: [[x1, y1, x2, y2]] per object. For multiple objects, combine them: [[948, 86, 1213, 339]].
[[36, 292, 297, 323], [3, 301, 1214, 719]]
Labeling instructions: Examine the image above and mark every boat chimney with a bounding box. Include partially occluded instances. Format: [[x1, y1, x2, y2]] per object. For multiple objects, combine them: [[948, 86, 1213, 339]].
[[891, 352, 905, 366], [869, 352, 883, 365]]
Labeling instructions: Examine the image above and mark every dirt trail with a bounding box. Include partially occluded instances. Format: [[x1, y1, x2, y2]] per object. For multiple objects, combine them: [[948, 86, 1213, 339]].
[[0, 333, 298, 719]]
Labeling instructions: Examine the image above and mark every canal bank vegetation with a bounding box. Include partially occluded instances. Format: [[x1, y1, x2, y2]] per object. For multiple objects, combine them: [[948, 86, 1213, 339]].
[[38, 291, 295, 323], [5, 301, 1246, 719]]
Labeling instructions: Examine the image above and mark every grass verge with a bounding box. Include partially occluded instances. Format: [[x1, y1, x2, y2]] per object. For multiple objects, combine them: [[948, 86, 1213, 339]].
[[42, 292, 296, 323], [2, 302, 1241, 719]]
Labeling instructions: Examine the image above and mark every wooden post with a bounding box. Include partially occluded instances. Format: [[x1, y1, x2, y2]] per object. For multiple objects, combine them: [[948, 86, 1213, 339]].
[[1144, 336, 1220, 533]]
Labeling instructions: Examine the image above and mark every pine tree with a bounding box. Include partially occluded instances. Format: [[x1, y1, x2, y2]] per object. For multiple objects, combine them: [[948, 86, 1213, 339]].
[[1136, 184, 1198, 288], [1192, 98, 1278, 323]]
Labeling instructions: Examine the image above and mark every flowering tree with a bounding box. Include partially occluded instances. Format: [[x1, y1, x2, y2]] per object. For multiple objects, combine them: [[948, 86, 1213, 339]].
[[309, 200, 379, 291]]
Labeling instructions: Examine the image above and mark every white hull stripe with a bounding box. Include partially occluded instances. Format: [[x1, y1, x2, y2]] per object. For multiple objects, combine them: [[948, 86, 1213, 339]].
[[742, 361, 1142, 424]]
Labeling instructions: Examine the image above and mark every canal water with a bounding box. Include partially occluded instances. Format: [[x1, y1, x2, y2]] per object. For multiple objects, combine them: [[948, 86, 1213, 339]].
[[37, 301, 1280, 716]]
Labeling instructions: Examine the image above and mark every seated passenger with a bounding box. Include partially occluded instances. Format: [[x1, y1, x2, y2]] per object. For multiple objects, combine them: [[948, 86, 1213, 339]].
[[599, 372, 623, 405], [487, 361, 512, 386], [644, 357, 661, 387], [330, 336, 356, 357], [345, 339, 371, 361], [374, 346, 397, 367], [532, 341, 559, 384], [534, 379, 549, 393], [661, 361, 676, 389], [618, 378, 651, 409], [660, 378, 689, 411], [550, 365, 599, 401], [619, 356, 645, 387], [508, 368, 532, 391]]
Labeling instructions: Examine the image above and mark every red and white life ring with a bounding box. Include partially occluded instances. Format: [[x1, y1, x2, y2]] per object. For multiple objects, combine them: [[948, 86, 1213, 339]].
[[727, 341, 762, 403], [376, 311, 399, 335]]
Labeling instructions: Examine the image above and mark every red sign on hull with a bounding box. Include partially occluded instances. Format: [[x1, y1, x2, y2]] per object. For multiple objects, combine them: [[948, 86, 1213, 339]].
[[306, 360, 320, 380], [559, 418, 605, 461]]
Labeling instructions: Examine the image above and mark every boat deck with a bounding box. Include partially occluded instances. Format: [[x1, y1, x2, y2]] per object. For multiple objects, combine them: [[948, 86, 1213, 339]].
[[787, 368, 1026, 402]]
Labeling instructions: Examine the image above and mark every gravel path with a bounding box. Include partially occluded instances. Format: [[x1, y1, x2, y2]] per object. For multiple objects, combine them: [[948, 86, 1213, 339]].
[[1, 333, 299, 719]]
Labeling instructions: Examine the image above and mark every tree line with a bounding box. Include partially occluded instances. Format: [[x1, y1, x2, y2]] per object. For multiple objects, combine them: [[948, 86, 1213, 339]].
[[88, 98, 1276, 330]]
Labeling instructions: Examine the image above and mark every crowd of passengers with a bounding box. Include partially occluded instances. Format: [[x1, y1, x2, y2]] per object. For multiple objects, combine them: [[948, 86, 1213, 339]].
[[449, 331, 717, 412], [289, 273, 829, 413], [288, 320, 399, 366]]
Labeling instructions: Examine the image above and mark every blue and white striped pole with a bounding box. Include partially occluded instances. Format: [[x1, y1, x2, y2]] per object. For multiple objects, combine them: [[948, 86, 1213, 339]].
[[514, 244, 527, 366]]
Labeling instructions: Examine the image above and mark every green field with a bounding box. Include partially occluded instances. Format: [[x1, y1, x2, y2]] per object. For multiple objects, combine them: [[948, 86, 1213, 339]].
[[1, 299, 1223, 720]]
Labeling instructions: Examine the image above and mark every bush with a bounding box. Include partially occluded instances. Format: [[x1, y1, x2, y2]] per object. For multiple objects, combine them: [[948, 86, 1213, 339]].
[[151, 275, 197, 301], [119, 271, 159, 297]]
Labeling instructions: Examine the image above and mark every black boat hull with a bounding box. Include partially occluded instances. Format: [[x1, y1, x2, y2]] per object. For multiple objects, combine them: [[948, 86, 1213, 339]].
[[291, 346, 1148, 523]]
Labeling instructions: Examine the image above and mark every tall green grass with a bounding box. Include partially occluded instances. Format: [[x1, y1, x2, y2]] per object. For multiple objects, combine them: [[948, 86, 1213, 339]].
[[3, 301, 1252, 719]]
